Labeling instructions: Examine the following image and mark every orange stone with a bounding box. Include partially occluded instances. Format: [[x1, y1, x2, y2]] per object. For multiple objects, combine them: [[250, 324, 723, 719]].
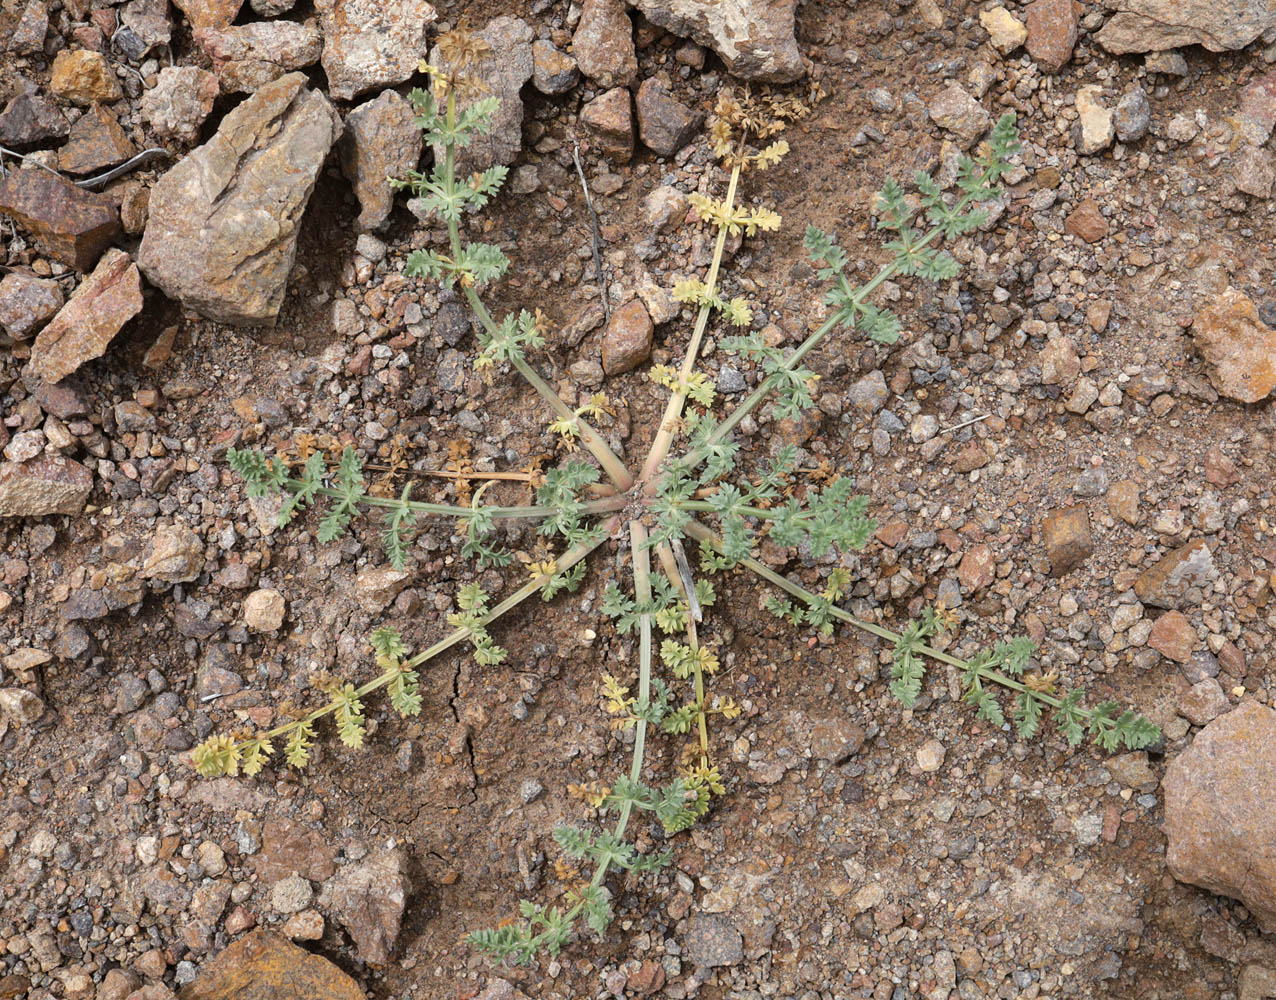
[[178, 929, 364, 1000], [1193, 286, 1276, 403]]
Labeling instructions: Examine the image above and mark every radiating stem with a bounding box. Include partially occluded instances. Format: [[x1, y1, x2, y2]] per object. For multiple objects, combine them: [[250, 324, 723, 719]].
[[441, 88, 633, 491], [683, 519, 1075, 716], [280, 479, 627, 521], [637, 150, 744, 485]]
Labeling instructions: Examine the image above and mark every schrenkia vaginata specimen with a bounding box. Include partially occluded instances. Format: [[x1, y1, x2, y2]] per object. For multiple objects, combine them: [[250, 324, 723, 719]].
[[193, 30, 1160, 964]]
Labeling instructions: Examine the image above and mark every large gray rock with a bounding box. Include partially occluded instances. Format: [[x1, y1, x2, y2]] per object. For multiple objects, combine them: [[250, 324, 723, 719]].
[[319, 848, 408, 964], [194, 20, 323, 93], [1095, 0, 1276, 53], [340, 90, 422, 231], [138, 73, 341, 326], [628, 0, 803, 82], [1164, 702, 1276, 933], [428, 16, 533, 174], [316, 0, 437, 100]]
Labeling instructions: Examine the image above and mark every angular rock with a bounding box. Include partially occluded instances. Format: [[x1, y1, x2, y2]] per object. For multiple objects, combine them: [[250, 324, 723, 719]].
[[172, 0, 243, 31], [1114, 85, 1151, 143], [59, 104, 136, 175], [0, 456, 93, 517], [1192, 286, 1276, 403], [119, 0, 171, 58], [0, 272, 63, 340], [635, 78, 698, 157], [580, 87, 633, 163], [927, 83, 990, 149], [847, 370, 888, 413], [1239, 966, 1276, 1000], [1096, 0, 1275, 53], [630, 0, 803, 82], [7, 0, 48, 54], [141, 66, 219, 144], [1073, 85, 1114, 155], [958, 543, 995, 591], [1178, 677, 1228, 726], [317, 0, 437, 101], [195, 21, 323, 93], [1239, 68, 1276, 147], [1025, 0, 1078, 72], [1041, 505, 1092, 576], [178, 929, 363, 1000], [319, 848, 408, 964], [642, 185, 688, 231], [572, 0, 637, 87], [253, 818, 339, 884], [602, 299, 653, 374], [1038, 334, 1080, 385], [980, 7, 1026, 53], [1148, 610, 1196, 663], [428, 17, 533, 174], [340, 90, 422, 232], [356, 565, 412, 613], [27, 249, 141, 383], [1164, 701, 1276, 932], [1134, 538, 1215, 609], [0, 688, 46, 726], [532, 40, 579, 95], [0, 91, 69, 148], [139, 73, 341, 326], [1233, 146, 1276, 199], [1064, 197, 1108, 243], [49, 51, 123, 105], [142, 522, 205, 584], [0, 169, 120, 271]]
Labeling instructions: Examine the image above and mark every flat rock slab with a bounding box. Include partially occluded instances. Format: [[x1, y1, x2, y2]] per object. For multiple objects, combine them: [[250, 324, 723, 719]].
[[629, 0, 803, 82], [139, 72, 341, 326], [59, 103, 136, 175], [178, 929, 365, 1000], [1164, 701, 1276, 933], [0, 456, 93, 517], [1193, 286, 1276, 403], [317, 0, 437, 100], [0, 168, 120, 271], [194, 21, 324, 93], [28, 248, 142, 384], [1095, 0, 1276, 53]]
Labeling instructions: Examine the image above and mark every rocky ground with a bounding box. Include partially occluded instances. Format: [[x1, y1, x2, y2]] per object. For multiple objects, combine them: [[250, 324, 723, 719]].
[[3, 0, 1276, 999]]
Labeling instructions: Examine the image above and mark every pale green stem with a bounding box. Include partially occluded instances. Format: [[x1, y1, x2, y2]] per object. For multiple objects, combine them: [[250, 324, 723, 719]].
[[281, 479, 627, 521], [442, 89, 633, 492]]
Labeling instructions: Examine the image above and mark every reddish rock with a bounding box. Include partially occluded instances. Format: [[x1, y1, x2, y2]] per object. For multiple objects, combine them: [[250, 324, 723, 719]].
[[7, 0, 48, 54], [1203, 447, 1241, 486], [1192, 286, 1275, 403], [958, 543, 996, 591], [601, 298, 653, 375], [0, 168, 120, 271], [572, 0, 637, 88], [1024, 0, 1078, 72], [635, 78, 698, 157], [252, 818, 338, 884], [1232, 146, 1276, 199], [1164, 701, 1276, 932], [317, 0, 438, 101], [1038, 335, 1080, 385], [1064, 197, 1108, 243], [1107, 479, 1141, 525], [58, 103, 136, 175], [1148, 610, 1196, 663], [49, 50, 123, 104], [28, 249, 142, 384], [172, 0, 243, 31], [0, 272, 64, 340], [952, 439, 988, 473], [1135, 539, 1216, 609], [1041, 505, 1092, 576], [580, 87, 633, 163], [177, 929, 363, 1000], [1238, 68, 1276, 146], [927, 82, 991, 149], [0, 456, 94, 517], [0, 91, 69, 147]]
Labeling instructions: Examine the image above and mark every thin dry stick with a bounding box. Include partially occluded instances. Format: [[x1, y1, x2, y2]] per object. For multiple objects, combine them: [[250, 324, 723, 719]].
[[572, 139, 610, 321]]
